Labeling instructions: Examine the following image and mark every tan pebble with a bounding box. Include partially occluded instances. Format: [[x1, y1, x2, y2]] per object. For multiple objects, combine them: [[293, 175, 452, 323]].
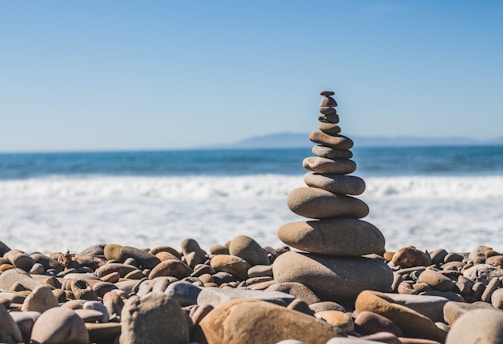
[[309, 131, 353, 150], [103, 244, 123, 261], [391, 246, 431, 268]]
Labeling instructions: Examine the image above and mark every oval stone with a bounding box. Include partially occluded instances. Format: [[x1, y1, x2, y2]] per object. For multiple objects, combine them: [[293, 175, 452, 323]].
[[320, 90, 335, 96], [446, 308, 503, 344], [320, 96, 338, 107], [30, 307, 89, 344], [287, 187, 369, 219], [277, 218, 385, 256], [319, 122, 341, 134], [228, 235, 269, 266], [310, 131, 353, 150], [302, 157, 356, 174], [319, 106, 337, 115], [318, 114, 339, 123], [272, 251, 393, 302], [304, 172, 365, 195], [312, 145, 353, 159]]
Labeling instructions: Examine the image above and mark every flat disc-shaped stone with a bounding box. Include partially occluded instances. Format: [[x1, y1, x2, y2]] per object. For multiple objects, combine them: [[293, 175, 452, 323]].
[[277, 218, 385, 256], [272, 251, 393, 302], [304, 172, 365, 195], [319, 107, 337, 115], [318, 123, 341, 135], [320, 90, 335, 96], [318, 114, 339, 124], [310, 131, 353, 150], [302, 157, 356, 174], [287, 187, 369, 219], [312, 145, 353, 159]]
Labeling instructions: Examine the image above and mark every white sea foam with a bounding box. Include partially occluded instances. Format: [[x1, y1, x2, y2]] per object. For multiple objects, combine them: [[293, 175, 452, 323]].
[[1, 175, 503, 253]]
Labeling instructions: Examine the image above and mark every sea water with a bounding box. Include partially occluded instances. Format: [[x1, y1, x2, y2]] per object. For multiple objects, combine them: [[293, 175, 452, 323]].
[[1, 146, 502, 253]]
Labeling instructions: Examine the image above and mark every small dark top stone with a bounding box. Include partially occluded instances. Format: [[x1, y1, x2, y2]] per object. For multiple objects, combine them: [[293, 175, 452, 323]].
[[320, 90, 335, 96]]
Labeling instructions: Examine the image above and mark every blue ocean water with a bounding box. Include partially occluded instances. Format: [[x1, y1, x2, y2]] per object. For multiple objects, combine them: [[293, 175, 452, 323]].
[[0, 145, 502, 179], [1, 145, 503, 253]]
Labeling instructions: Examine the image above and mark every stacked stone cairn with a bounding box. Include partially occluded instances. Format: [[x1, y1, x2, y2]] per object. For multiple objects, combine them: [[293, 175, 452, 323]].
[[273, 90, 394, 304]]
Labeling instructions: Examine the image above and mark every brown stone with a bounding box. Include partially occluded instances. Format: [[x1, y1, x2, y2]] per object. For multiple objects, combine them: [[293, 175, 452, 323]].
[[302, 157, 356, 174], [391, 247, 431, 268], [181, 238, 207, 268], [120, 246, 160, 269], [148, 259, 192, 279], [287, 187, 369, 219], [266, 282, 320, 304], [228, 235, 269, 266], [417, 269, 455, 291], [320, 96, 338, 107], [354, 291, 447, 342], [354, 310, 403, 337], [319, 122, 341, 134], [312, 145, 353, 159], [30, 307, 89, 344], [273, 251, 393, 302], [4, 249, 36, 272], [320, 106, 337, 115], [310, 131, 353, 150], [21, 285, 58, 313], [277, 218, 385, 256], [304, 171, 365, 195], [210, 255, 250, 279], [104, 244, 123, 261], [318, 114, 340, 123], [320, 90, 335, 96], [443, 301, 494, 325], [446, 308, 503, 344], [199, 299, 342, 344], [0, 303, 22, 344]]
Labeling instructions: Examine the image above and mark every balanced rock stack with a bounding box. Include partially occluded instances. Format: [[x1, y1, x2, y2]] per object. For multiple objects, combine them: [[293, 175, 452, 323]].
[[273, 90, 393, 303]]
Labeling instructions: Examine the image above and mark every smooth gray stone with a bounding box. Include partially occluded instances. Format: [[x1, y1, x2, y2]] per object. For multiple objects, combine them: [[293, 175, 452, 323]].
[[278, 218, 385, 256], [310, 131, 353, 150], [197, 287, 295, 308], [0, 304, 22, 344], [120, 246, 160, 269], [302, 157, 356, 174], [30, 307, 89, 344], [287, 187, 369, 219], [443, 301, 494, 325], [164, 281, 202, 307], [273, 251, 393, 302], [9, 311, 40, 344], [228, 235, 269, 266], [0, 269, 43, 291], [379, 293, 449, 322], [312, 145, 352, 159], [446, 308, 503, 344], [304, 172, 365, 195], [120, 292, 189, 344]]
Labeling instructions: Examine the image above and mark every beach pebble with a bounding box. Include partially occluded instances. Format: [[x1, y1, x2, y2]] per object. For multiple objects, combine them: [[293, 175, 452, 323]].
[[86, 322, 121, 343], [210, 254, 250, 279], [429, 248, 448, 265], [181, 238, 207, 268], [30, 307, 89, 344], [463, 264, 501, 283], [481, 276, 502, 302], [121, 246, 160, 269], [228, 235, 269, 266], [312, 145, 353, 159], [197, 287, 295, 308], [4, 249, 36, 271], [0, 268, 43, 291], [266, 282, 320, 304], [74, 309, 106, 323], [165, 280, 202, 307], [446, 308, 503, 344], [9, 311, 40, 343], [104, 243, 123, 261], [391, 246, 431, 268], [467, 245, 492, 264], [320, 106, 337, 115], [309, 131, 353, 150], [417, 269, 455, 291], [120, 292, 189, 344], [302, 157, 356, 174], [443, 300, 494, 325], [309, 301, 345, 313], [0, 240, 11, 256], [273, 251, 393, 302], [486, 255, 503, 268], [96, 262, 137, 278], [287, 187, 369, 219], [320, 96, 338, 107], [21, 285, 58, 313], [148, 259, 192, 279], [354, 291, 447, 342], [318, 113, 340, 124], [354, 310, 403, 336], [360, 332, 402, 344], [304, 172, 365, 195], [248, 264, 273, 278], [199, 299, 343, 344], [278, 218, 384, 256], [316, 310, 354, 333], [150, 245, 182, 259], [491, 288, 503, 309], [0, 304, 22, 344], [378, 293, 449, 323], [319, 122, 341, 134], [83, 300, 109, 322]]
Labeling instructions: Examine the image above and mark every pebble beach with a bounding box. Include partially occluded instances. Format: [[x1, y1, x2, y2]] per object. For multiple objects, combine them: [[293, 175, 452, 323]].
[[1, 91, 503, 343]]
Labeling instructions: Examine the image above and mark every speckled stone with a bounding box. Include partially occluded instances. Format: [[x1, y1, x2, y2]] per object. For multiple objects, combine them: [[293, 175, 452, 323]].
[[309, 132, 353, 150], [312, 145, 353, 159]]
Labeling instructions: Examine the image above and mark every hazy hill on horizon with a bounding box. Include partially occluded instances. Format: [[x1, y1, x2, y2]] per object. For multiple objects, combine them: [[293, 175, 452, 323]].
[[221, 132, 503, 148]]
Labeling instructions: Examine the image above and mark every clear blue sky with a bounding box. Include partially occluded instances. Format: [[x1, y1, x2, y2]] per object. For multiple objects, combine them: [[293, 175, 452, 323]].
[[1, 1, 502, 151]]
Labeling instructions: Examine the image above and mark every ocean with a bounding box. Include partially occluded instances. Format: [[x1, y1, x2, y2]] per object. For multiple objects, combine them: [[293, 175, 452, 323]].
[[1, 145, 503, 253]]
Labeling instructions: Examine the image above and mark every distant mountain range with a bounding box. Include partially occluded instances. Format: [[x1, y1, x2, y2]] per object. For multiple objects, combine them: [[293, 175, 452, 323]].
[[223, 132, 503, 148]]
